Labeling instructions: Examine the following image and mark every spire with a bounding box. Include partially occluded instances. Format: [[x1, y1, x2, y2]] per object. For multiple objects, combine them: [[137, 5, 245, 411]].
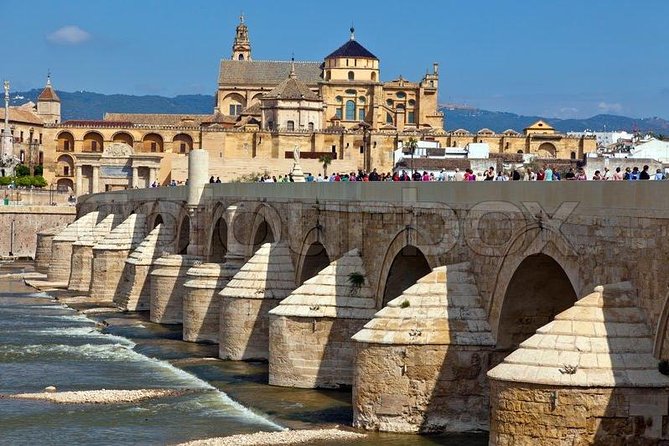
[[349, 26, 355, 41], [231, 14, 251, 61], [38, 74, 60, 102], [289, 55, 296, 79]]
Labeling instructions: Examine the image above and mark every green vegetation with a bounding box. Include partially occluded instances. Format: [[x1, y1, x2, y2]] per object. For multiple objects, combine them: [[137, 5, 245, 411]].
[[660, 360, 669, 376], [231, 171, 267, 183], [318, 154, 332, 177], [400, 300, 410, 308], [0, 175, 47, 187], [347, 271, 365, 296]]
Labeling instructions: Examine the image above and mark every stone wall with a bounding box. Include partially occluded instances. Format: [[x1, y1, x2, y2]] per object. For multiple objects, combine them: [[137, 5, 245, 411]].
[[0, 206, 75, 258], [353, 344, 494, 433], [489, 381, 669, 445], [269, 316, 367, 389]]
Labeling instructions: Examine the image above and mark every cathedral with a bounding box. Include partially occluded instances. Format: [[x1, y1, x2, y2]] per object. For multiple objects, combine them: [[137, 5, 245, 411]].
[[1, 17, 594, 194]]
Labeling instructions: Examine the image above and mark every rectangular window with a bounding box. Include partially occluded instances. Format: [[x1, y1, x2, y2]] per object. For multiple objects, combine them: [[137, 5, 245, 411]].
[[64, 166, 69, 176], [151, 142, 157, 152], [180, 143, 186, 153], [39, 151, 43, 165], [308, 122, 314, 131], [39, 133, 43, 144], [287, 121, 295, 131], [408, 111, 415, 124], [91, 141, 98, 151], [20, 131, 23, 142], [64, 140, 70, 151], [229, 104, 242, 116], [335, 108, 343, 119], [358, 108, 365, 121]]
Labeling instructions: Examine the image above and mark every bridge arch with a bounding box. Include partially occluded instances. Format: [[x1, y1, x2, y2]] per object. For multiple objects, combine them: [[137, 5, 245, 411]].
[[654, 290, 669, 359], [495, 253, 577, 350], [207, 202, 228, 262], [488, 225, 581, 344], [376, 228, 439, 308], [246, 203, 282, 257], [295, 228, 333, 285], [176, 213, 190, 254]]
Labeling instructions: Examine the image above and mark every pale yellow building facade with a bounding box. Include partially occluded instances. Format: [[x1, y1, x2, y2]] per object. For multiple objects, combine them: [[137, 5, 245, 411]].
[[3, 17, 595, 193]]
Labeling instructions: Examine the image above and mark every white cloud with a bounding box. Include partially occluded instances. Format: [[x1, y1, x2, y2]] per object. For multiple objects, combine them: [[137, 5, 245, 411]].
[[47, 26, 91, 45], [597, 102, 623, 114]]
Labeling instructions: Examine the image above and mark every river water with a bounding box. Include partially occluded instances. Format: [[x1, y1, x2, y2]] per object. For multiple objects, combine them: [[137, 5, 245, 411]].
[[0, 262, 487, 446]]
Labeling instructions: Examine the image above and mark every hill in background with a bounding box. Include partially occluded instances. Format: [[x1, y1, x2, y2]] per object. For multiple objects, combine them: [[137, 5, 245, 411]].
[[11, 89, 669, 134]]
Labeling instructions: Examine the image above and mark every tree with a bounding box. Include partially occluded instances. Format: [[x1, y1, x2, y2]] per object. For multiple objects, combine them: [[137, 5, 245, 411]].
[[319, 154, 333, 177], [404, 137, 418, 172]]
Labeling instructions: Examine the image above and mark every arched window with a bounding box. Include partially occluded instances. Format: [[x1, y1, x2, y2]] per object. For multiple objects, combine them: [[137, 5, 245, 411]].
[[371, 72, 377, 81], [386, 113, 393, 124], [238, 54, 244, 61], [335, 95, 343, 103], [358, 108, 366, 121], [326, 71, 331, 81], [287, 120, 295, 131], [345, 100, 355, 120], [308, 122, 314, 131], [408, 99, 416, 106], [358, 96, 366, 103], [386, 99, 394, 107], [347, 71, 354, 81], [396, 91, 406, 99], [570, 151, 576, 159]]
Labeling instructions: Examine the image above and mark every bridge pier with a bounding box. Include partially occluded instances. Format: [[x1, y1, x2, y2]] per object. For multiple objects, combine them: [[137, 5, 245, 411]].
[[268, 249, 376, 389], [35, 226, 66, 272], [115, 223, 171, 311], [149, 254, 200, 324], [68, 214, 119, 292], [488, 282, 669, 444], [89, 213, 147, 302], [183, 262, 238, 343], [352, 263, 494, 433], [218, 242, 295, 361], [47, 212, 99, 283]]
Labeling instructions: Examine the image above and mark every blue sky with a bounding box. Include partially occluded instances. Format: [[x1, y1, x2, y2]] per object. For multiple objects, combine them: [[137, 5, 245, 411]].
[[4, 0, 669, 119]]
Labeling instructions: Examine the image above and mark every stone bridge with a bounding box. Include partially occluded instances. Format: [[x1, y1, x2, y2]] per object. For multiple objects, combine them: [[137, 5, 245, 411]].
[[38, 155, 669, 444]]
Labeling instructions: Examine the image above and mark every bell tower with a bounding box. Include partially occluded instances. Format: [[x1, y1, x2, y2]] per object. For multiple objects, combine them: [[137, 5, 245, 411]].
[[231, 14, 251, 61]]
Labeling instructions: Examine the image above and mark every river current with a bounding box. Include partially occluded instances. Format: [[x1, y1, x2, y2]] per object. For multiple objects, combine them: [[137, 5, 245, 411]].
[[0, 263, 487, 446]]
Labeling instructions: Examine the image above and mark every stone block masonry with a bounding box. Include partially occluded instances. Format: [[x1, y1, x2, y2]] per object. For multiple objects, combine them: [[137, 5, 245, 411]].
[[0, 206, 75, 259]]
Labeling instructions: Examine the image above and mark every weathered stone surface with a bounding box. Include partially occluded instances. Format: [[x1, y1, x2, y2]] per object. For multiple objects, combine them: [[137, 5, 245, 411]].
[[47, 211, 99, 282], [35, 226, 66, 271], [269, 249, 376, 388], [183, 262, 238, 343], [68, 213, 120, 292], [89, 214, 147, 303], [115, 223, 172, 311], [488, 283, 669, 445], [219, 243, 295, 361], [150, 254, 201, 324], [352, 263, 494, 433]]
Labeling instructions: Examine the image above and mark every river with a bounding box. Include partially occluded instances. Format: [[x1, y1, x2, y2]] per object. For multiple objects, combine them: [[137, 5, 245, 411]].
[[0, 262, 487, 446]]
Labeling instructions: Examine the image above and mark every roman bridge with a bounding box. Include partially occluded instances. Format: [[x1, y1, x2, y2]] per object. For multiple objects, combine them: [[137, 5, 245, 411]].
[[38, 166, 669, 444]]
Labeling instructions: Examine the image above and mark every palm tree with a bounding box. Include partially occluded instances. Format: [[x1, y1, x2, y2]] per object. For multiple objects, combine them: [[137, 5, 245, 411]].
[[405, 137, 418, 173], [319, 154, 333, 177]]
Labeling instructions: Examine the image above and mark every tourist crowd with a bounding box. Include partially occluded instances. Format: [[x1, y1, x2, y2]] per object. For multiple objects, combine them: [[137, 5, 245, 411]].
[[255, 164, 667, 183]]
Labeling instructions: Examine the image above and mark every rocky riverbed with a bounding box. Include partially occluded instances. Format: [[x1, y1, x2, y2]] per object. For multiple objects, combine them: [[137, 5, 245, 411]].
[[177, 428, 366, 446]]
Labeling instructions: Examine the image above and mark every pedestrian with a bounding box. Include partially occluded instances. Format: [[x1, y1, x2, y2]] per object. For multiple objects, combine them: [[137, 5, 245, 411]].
[[654, 169, 665, 181], [639, 165, 650, 180], [209, 176, 215, 183], [611, 167, 624, 181], [544, 165, 553, 181], [215, 176, 221, 183]]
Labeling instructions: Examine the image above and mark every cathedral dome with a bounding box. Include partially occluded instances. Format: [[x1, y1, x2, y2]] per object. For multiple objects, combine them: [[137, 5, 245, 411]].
[[325, 28, 377, 60]]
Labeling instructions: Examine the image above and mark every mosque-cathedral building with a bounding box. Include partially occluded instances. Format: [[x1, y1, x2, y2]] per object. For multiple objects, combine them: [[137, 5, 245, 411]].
[[2, 17, 595, 194]]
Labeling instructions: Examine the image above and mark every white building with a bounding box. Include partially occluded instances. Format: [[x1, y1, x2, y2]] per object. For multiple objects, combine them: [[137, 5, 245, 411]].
[[629, 138, 669, 164], [568, 131, 634, 147]]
